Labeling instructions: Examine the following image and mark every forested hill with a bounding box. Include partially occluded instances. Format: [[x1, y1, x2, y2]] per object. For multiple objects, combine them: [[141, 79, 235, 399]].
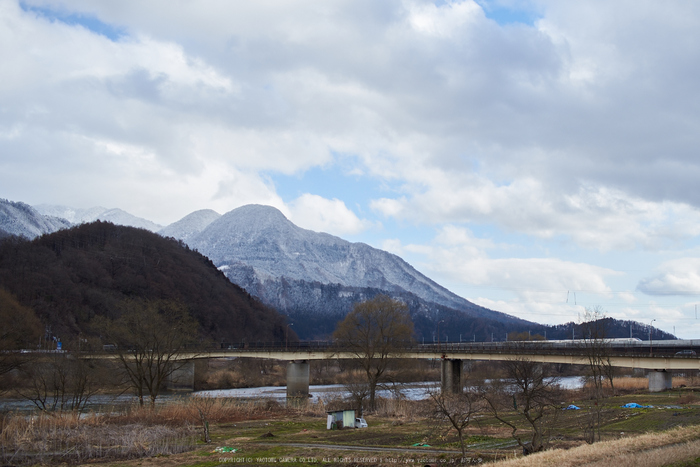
[[0, 221, 289, 347]]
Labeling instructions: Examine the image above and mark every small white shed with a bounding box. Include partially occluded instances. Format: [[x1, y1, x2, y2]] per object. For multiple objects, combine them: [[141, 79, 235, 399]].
[[326, 409, 356, 429]]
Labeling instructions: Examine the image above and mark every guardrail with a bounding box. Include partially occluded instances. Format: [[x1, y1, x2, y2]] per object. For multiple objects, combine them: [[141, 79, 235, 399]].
[[10, 339, 700, 359], [182, 340, 700, 358]]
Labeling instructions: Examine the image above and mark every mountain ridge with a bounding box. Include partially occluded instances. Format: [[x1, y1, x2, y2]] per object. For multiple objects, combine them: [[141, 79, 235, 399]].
[[186, 204, 528, 337], [34, 204, 162, 232], [158, 209, 221, 242], [0, 198, 677, 341], [0, 199, 71, 239]]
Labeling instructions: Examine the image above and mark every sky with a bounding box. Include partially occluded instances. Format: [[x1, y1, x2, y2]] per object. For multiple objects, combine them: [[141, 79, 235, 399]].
[[2, 0, 700, 337]]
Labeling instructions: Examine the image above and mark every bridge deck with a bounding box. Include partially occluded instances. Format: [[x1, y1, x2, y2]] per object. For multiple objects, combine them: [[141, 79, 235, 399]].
[[155, 340, 700, 371]]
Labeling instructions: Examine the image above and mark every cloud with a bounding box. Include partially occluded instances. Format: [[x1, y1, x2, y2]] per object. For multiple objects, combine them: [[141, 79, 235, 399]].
[[5, 0, 700, 237], [407, 0, 482, 37], [393, 224, 620, 302], [371, 173, 700, 251], [638, 258, 700, 296], [287, 194, 374, 236]]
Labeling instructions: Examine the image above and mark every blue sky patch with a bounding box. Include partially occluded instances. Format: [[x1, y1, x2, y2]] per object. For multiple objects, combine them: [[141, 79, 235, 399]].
[[267, 160, 397, 212], [20, 2, 126, 41], [475, 0, 541, 26]]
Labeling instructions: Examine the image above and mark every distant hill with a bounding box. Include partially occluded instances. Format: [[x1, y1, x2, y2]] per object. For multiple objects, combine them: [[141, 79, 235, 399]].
[[0, 222, 289, 346], [34, 204, 163, 232], [0, 199, 676, 343], [0, 199, 164, 241], [158, 209, 221, 242], [0, 199, 71, 239]]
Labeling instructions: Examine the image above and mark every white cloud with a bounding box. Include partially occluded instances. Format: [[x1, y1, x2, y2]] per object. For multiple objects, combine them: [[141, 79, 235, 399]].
[[469, 296, 584, 326], [392, 224, 619, 306], [407, 0, 482, 37], [617, 292, 637, 304], [371, 173, 700, 251], [638, 258, 700, 296], [6, 0, 700, 240], [287, 194, 374, 236]]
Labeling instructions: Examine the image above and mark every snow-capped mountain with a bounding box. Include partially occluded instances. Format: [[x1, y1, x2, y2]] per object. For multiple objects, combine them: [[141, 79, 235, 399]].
[[158, 209, 221, 242], [34, 205, 109, 224], [1, 197, 531, 339], [187, 205, 521, 328], [34, 204, 162, 232], [0, 199, 71, 239]]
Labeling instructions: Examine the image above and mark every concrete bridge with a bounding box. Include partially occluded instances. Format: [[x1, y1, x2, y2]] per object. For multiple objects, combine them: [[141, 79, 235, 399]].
[[161, 339, 700, 399]]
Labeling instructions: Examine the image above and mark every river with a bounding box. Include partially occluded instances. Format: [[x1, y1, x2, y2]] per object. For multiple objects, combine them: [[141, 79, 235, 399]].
[[195, 376, 585, 402], [0, 376, 585, 412]]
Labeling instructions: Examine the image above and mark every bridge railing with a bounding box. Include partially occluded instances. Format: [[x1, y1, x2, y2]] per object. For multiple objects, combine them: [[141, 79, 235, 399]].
[[196, 340, 697, 358], [20, 339, 695, 358]]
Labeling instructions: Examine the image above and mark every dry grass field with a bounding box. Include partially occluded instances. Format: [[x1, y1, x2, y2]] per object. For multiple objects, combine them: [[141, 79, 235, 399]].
[[2, 380, 700, 466], [490, 425, 700, 467]]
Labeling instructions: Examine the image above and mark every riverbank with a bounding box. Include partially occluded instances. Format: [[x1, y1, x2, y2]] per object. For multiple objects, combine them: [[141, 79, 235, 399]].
[[2, 386, 700, 466]]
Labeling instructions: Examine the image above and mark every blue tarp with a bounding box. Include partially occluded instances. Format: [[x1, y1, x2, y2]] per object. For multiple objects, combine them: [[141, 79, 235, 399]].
[[563, 405, 580, 410], [621, 403, 653, 408]]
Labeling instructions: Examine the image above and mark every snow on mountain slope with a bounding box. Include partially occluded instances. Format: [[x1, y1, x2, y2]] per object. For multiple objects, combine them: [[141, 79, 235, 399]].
[[0, 199, 71, 239], [34, 204, 109, 223], [34, 204, 162, 232], [96, 208, 162, 232], [158, 209, 221, 242], [189, 204, 514, 321]]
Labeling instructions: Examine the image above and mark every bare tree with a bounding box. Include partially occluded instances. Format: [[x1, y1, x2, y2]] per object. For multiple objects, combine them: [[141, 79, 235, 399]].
[[581, 306, 615, 395], [16, 352, 100, 412], [483, 358, 562, 455], [580, 306, 614, 443], [344, 380, 371, 416], [190, 395, 218, 443], [429, 386, 482, 456], [97, 299, 199, 406], [333, 295, 414, 411]]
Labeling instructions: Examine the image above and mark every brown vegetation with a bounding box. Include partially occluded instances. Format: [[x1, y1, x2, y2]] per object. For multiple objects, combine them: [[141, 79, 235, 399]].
[[490, 424, 700, 467], [204, 358, 287, 389], [2, 379, 700, 467], [582, 376, 691, 392], [0, 397, 294, 465], [0, 409, 196, 465]]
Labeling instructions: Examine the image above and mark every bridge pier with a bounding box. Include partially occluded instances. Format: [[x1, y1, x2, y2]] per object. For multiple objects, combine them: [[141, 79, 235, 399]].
[[287, 360, 310, 406], [167, 360, 196, 392], [648, 370, 673, 392], [441, 359, 463, 394], [166, 360, 208, 392]]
